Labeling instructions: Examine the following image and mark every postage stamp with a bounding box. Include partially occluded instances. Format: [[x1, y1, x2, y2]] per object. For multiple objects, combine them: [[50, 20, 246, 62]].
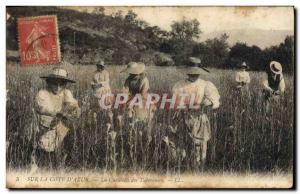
[[17, 15, 61, 65]]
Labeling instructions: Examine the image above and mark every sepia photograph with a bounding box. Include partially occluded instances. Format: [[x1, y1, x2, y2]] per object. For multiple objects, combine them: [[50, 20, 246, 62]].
[[6, 6, 294, 189]]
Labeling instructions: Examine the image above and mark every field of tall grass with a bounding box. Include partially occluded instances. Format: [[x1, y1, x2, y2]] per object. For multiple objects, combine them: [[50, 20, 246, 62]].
[[6, 63, 294, 175]]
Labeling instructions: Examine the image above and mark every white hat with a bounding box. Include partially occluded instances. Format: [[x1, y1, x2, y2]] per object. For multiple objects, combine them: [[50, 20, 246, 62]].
[[270, 61, 282, 74], [40, 68, 75, 83], [240, 61, 248, 68], [121, 62, 145, 74]]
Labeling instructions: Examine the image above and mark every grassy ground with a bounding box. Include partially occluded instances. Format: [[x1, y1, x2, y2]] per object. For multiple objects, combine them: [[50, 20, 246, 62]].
[[6, 64, 294, 175]]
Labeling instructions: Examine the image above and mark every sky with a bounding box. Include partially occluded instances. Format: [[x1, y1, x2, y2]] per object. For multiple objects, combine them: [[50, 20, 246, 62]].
[[67, 6, 294, 32], [65, 6, 294, 48]]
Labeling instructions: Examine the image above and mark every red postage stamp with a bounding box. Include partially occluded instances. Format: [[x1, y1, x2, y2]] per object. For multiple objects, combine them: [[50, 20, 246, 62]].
[[17, 15, 61, 66]]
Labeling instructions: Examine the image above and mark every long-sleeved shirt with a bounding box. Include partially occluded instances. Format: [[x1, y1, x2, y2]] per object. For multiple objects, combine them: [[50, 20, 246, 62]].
[[91, 69, 111, 98], [172, 78, 220, 109], [35, 89, 80, 128], [262, 73, 285, 93], [91, 69, 110, 89], [235, 71, 251, 84], [172, 78, 220, 142]]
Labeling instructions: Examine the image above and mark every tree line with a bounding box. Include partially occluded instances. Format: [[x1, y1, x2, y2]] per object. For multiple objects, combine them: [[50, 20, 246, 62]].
[[157, 18, 294, 73], [120, 9, 294, 73]]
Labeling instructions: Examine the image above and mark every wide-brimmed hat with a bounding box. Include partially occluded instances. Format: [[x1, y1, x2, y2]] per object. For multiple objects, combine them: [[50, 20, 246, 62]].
[[189, 57, 201, 64], [185, 57, 210, 74], [120, 62, 145, 74], [40, 68, 75, 83], [270, 61, 282, 74], [185, 66, 210, 75]]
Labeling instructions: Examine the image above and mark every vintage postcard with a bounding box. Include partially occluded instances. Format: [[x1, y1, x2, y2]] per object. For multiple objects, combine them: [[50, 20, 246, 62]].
[[6, 6, 294, 189]]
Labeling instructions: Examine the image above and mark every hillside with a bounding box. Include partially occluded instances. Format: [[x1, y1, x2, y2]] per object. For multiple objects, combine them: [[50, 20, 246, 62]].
[[6, 6, 169, 65]]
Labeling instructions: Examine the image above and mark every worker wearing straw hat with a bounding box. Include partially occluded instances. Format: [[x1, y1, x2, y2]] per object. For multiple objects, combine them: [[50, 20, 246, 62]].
[[263, 61, 285, 114], [120, 62, 155, 169], [235, 61, 251, 91], [171, 57, 220, 172], [121, 62, 153, 120], [32, 67, 80, 169], [263, 61, 285, 95]]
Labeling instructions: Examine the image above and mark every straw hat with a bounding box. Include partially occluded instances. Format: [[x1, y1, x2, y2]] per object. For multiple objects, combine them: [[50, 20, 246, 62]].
[[40, 68, 75, 83], [185, 66, 210, 75], [185, 57, 210, 74], [121, 62, 145, 74], [189, 57, 201, 64], [270, 61, 282, 74]]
